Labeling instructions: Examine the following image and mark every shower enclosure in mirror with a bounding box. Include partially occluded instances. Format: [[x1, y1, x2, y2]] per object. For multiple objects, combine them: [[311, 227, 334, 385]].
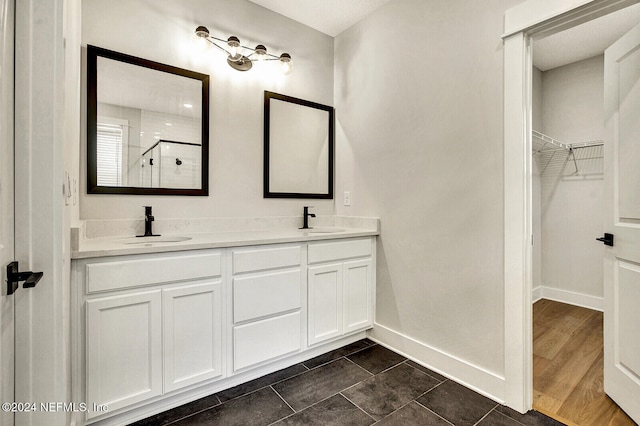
[[264, 91, 334, 199], [87, 45, 209, 195]]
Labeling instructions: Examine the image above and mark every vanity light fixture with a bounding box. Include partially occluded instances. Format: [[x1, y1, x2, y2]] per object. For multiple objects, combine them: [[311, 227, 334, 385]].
[[193, 26, 293, 74]]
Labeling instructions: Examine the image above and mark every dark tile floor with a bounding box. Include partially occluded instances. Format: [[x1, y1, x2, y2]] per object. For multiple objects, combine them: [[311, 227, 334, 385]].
[[131, 339, 565, 426]]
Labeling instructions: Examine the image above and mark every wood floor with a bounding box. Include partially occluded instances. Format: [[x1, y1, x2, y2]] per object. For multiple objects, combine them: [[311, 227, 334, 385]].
[[533, 299, 637, 426]]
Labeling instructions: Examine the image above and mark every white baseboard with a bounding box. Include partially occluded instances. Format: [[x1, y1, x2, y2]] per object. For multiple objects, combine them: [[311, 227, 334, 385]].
[[368, 323, 505, 404], [532, 285, 543, 303], [531, 285, 603, 311]]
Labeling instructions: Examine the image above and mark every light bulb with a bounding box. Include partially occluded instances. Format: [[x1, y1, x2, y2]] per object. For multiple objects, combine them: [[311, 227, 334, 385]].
[[227, 36, 241, 61], [192, 26, 211, 52], [279, 53, 293, 74], [254, 45, 267, 61]]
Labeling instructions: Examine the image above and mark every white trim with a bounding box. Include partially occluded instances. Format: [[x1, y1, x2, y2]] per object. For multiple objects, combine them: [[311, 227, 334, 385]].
[[503, 0, 637, 415], [503, 30, 533, 414], [533, 287, 604, 311], [503, 0, 638, 38], [368, 323, 505, 404], [532, 286, 543, 304]]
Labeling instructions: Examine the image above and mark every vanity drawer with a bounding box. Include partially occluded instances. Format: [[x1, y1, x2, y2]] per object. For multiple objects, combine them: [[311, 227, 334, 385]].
[[233, 269, 301, 323], [232, 245, 301, 274], [86, 252, 222, 293], [308, 238, 372, 264], [233, 311, 301, 371]]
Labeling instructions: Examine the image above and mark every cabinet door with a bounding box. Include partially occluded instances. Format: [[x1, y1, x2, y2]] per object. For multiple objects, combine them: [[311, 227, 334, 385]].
[[308, 263, 343, 345], [343, 259, 373, 334], [163, 281, 223, 393], [86, 290, 162, 418]]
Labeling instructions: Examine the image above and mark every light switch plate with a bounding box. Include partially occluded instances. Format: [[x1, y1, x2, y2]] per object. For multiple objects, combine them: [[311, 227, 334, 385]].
[[343, 191, 351, 206]]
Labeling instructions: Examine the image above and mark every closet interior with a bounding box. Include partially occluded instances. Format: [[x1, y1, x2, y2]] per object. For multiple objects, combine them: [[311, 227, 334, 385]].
[[530, 53, 635, 425]]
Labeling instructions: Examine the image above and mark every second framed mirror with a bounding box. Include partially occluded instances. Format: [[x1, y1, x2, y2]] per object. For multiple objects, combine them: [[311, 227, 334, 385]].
[[264, 91, 334, 199]]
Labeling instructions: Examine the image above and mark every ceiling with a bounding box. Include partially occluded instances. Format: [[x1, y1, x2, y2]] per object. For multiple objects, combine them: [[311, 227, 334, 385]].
[[533, 3, 640, 71], [247, 0, 393, 37], [248, 0, 640, 71]]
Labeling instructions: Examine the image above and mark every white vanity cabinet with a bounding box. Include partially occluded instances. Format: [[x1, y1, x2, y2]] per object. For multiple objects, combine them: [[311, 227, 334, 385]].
[[72, 234, 376, 425], [229, 244, 304, 371], [307, 238, 374, 345], [74, 251, 224, 420]]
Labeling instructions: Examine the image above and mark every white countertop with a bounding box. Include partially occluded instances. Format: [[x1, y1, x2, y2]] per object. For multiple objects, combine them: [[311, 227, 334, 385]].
[[72, 227, 379, 259]]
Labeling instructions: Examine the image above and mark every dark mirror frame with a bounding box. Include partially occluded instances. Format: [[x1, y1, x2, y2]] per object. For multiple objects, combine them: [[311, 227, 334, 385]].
[[87, 45, 210, 195], [263, 91, 334, 199]]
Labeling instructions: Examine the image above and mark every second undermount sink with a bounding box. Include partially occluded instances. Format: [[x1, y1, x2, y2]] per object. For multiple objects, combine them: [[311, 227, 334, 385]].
[[121, 236, 192, 244], [301, 227, 345, 234]]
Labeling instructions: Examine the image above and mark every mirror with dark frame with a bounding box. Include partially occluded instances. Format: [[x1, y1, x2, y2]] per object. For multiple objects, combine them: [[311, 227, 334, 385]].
[[87, 45, 209, 195], [263, 91, 334, 199]]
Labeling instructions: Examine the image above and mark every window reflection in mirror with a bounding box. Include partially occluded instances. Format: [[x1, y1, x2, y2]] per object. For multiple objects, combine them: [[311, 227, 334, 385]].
[[87, 45, 209, 195]]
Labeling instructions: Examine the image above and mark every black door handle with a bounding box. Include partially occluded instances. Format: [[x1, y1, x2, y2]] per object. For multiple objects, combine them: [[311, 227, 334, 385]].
[[596, 233, 614, 247], [6, 261, 43, 295]]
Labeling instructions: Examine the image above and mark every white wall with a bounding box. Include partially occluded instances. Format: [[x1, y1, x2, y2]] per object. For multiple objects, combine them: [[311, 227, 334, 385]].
[[335, 0, 522, 384], [537, 55, 605, 303], [81, 0, 335, 220]]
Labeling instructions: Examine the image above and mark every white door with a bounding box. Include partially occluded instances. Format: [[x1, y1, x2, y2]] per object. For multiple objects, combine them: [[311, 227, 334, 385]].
[[603, 21, 640, 424], [0, 0, 15, 424]]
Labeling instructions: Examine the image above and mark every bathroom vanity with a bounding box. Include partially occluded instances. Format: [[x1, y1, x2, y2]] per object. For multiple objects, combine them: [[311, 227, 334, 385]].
[[71, 225, 377, 425]]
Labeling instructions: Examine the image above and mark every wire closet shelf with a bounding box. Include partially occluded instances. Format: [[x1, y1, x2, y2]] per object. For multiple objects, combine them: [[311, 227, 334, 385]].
[[532, 130, 604, 177]]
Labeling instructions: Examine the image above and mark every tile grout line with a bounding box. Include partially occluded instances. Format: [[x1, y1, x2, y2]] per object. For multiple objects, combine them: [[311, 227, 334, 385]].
[[339, 357, 448, 424], [266, 390, 375, 426], [413, 399, 456, 426], [472, 403, 500, 426], [216, 363, 314, 405], [148, 394, 224, 426], [339, 391, 378, 424], [269, 385, 297, 416], [397, 359, 447, 384], [365, 358, 406, 375], [493, 408, 530, 426], [161, 401, 222, 426], [302, 341, 379, 371], [342, 355, 377, 378], [402, 359, 448, 383], [366, 398, 420, 425]]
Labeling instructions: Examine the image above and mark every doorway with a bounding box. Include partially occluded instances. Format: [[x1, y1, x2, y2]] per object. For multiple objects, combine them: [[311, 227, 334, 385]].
[[503, 0, 640, 420], [0, 0, 15, 425], [528, 7, 639, 425]]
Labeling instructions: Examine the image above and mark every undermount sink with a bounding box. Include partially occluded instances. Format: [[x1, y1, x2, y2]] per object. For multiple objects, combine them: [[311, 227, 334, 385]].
[[121, 236, 192, 244], [301, 227, 345, 234]]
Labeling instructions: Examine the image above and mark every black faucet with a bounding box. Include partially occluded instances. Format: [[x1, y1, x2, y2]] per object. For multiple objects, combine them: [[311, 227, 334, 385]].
[[138, 206, 160, 237], [299, 206, 316, 229]]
